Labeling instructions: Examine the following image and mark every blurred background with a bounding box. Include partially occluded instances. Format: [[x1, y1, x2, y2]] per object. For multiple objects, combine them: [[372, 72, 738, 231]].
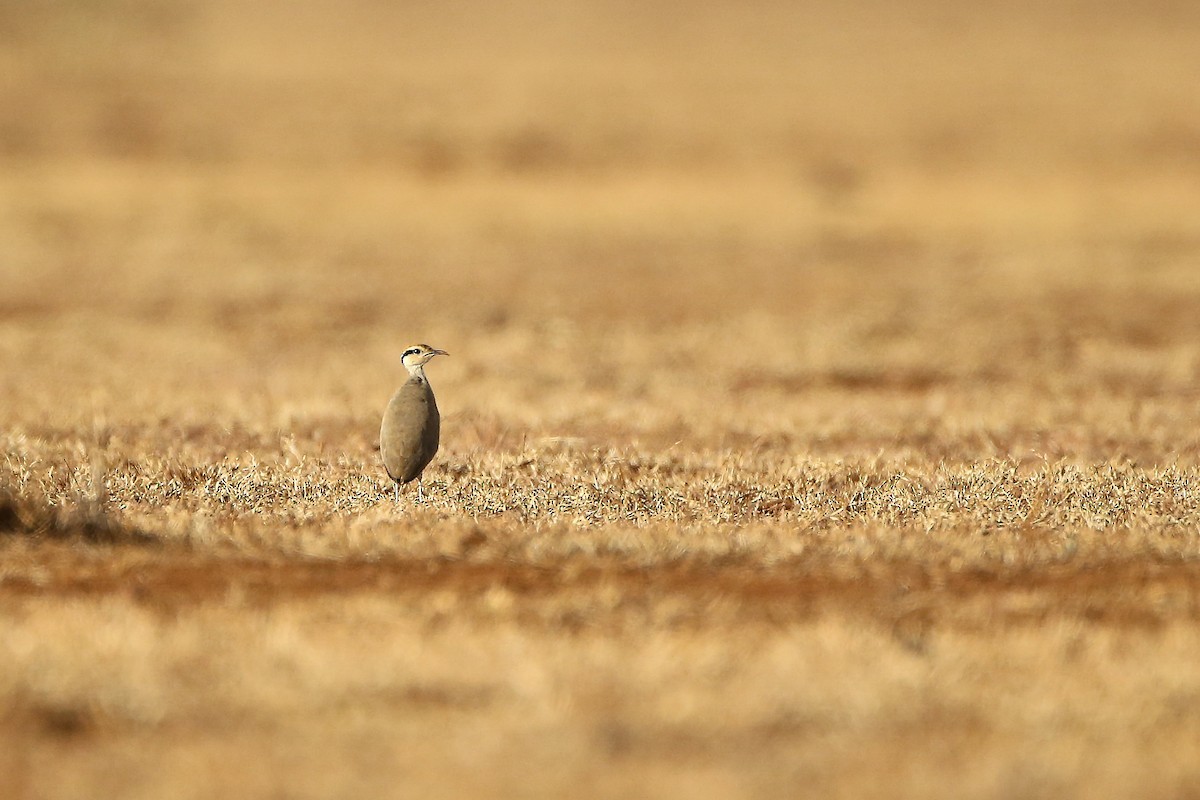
[[2, 0, 1200, 446], [6, 8, 1200, 796]]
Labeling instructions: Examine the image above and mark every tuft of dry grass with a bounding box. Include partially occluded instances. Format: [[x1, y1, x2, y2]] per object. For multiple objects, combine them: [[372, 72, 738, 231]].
[[0, 482, 154, 548], [4, 1, 1200, 798]]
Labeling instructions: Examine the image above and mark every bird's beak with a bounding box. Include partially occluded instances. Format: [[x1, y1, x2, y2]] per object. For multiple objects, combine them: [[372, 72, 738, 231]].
[[432, 349, 449, 357]]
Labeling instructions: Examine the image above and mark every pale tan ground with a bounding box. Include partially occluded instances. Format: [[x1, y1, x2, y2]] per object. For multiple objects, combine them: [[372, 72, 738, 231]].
[[3, 2, 1200, 798]]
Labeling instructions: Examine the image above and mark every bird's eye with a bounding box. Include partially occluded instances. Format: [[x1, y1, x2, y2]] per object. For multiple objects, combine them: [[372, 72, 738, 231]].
[[404, 348, 420, 358]]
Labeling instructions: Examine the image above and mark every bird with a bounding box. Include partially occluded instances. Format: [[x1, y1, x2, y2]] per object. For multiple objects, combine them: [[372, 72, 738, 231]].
[[380, 343, 448, 503]]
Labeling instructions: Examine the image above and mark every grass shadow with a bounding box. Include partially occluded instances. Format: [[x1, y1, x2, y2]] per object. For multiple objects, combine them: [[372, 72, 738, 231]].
[[0, 486, 158, 547]]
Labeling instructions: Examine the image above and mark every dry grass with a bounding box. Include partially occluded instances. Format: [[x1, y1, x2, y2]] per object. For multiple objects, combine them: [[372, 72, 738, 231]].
[[4, 1, 1200, 798]]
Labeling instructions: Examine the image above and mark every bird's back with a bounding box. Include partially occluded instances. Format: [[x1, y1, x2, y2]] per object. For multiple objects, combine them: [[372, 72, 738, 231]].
[[380, 376, 440, 485]]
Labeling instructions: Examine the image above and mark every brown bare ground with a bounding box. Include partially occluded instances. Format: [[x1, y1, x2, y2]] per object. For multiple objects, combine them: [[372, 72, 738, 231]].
[[4, 1, 1200, 798]]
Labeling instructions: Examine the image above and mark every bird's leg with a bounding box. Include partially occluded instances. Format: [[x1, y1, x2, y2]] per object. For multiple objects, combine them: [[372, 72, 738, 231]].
[[394, 482, 400, 504], [417, 478, 424, 503]]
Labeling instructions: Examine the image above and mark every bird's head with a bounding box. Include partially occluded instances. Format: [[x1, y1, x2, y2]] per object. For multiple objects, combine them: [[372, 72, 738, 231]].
[[401, 343, 448, 375]]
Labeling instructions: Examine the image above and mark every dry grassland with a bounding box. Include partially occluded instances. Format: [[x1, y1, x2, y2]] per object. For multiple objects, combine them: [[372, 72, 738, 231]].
[[4, 1, 1200, 797]]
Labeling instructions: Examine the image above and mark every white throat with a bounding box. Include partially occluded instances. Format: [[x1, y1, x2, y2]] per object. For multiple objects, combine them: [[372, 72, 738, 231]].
[[405, 361, 427, 381]]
